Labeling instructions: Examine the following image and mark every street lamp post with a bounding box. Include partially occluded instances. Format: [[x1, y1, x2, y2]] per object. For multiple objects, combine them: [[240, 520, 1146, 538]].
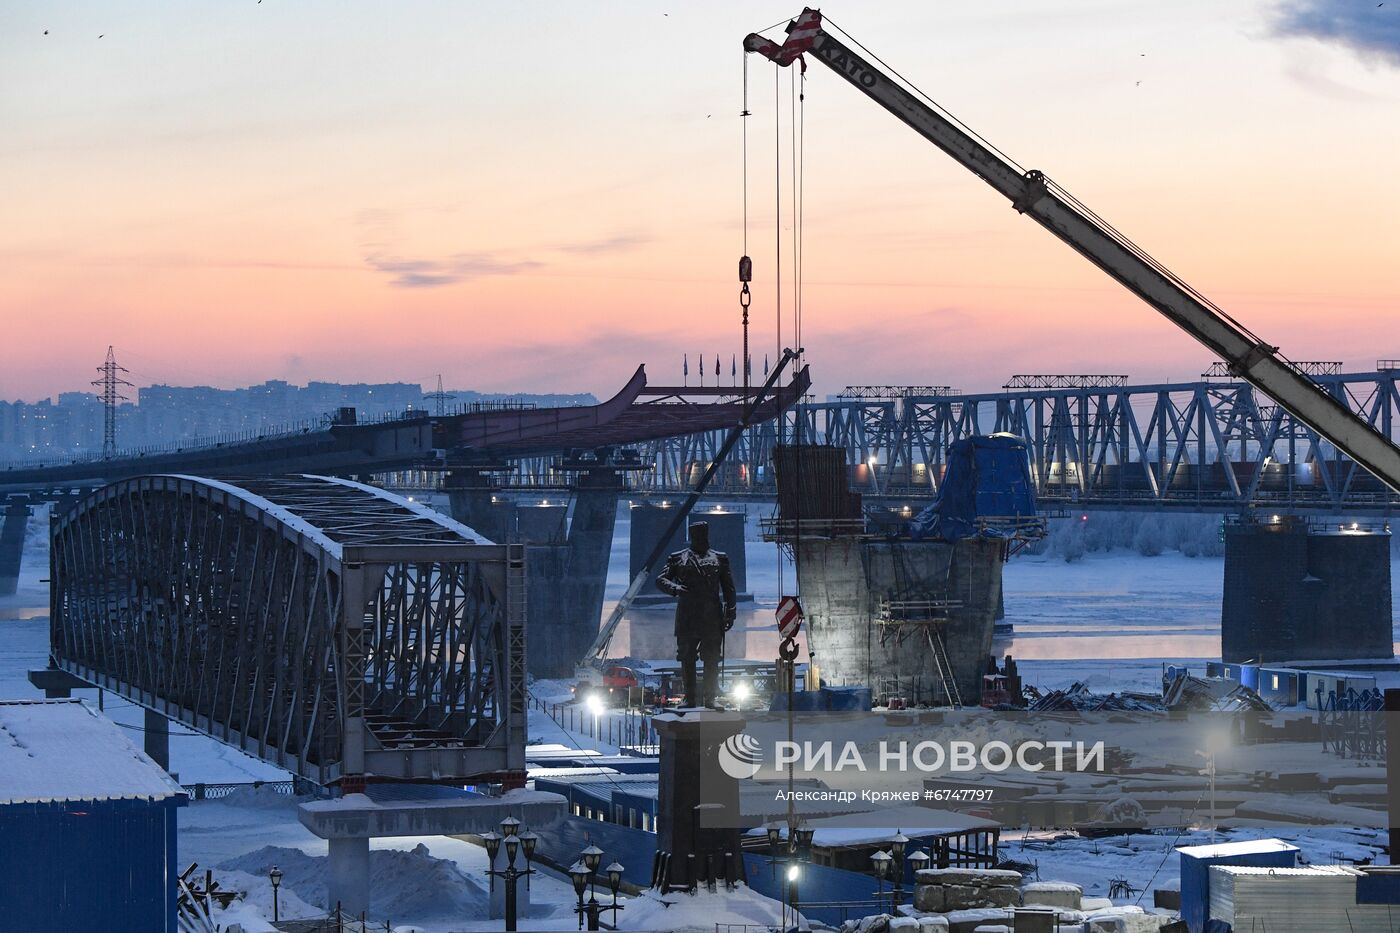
[[605, 861, 626, 927], [765, 821, 814, 930], [484, 818, 535, 933], [581, 844, 603, 930], [890, 830, 910, 910], [570, 861, 590, 932], [870, 849, 892, 905], [786, 863, 802, 930], [519, 829, 538, 892], [908, 848, 931, 891], [481, 831, 502, 894], [268, 866, 282, 923]]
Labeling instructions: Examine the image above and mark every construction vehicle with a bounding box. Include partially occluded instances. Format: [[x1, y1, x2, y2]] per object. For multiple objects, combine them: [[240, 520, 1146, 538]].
[[745, 10, 1400, 496]]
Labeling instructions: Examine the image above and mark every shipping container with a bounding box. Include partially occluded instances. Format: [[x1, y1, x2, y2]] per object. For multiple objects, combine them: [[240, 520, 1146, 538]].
[[0, 699, 186, 933]]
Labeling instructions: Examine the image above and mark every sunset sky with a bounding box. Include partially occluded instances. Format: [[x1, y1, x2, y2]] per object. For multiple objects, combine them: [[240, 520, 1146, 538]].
[[2, 1, 1397, 402]]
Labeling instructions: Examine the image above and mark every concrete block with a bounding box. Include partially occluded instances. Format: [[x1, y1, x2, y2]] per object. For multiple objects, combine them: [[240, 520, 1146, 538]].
[[943, 908, 1014, 933], [1085, 907, 1167, 933], [943, 885, 981, 910], [980, 887, 1020, 909], [916, 868, 1023, 887], [1086, 919, 1126, 933], [914, 884, 946, 913], [916, 918, 950, 933], [1021, 880, 1082, 909]]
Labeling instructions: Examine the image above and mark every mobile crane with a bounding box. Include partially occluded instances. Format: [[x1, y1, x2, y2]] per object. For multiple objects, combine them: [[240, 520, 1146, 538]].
[[746, 9, 1400, 495]]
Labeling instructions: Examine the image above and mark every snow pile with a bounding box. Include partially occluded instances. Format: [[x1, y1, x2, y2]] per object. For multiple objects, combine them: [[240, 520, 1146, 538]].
[[619, 884, 800, 933], [219, 843, 487, 921], [208, 868, 323, 931]]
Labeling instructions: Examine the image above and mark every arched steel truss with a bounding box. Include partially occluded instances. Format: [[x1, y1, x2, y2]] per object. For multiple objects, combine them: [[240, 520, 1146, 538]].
[[49, 474, 526, 786]]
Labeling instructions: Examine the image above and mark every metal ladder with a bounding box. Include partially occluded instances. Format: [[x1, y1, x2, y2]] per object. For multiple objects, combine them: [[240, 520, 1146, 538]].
[[926, 627, 963, 708]]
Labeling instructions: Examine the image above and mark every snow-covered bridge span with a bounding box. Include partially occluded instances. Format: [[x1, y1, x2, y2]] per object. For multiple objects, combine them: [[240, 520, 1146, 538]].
[[46, 474, 526, 787]]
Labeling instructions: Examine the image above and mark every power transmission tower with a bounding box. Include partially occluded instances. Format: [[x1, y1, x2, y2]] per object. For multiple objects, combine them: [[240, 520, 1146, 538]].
[[91, 346, 133, 459], [424, 374, 455, 416]]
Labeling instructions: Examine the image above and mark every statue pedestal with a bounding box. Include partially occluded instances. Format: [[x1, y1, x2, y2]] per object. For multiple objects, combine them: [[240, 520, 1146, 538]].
[[651, 709, 746, 892]]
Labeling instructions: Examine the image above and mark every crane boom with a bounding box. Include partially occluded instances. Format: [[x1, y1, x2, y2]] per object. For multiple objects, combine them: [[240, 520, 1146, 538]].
[[746, 9, 1400, 494]]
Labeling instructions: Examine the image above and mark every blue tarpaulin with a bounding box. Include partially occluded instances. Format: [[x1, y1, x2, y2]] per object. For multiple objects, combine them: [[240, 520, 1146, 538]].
[[909, 433, 1038, 541]]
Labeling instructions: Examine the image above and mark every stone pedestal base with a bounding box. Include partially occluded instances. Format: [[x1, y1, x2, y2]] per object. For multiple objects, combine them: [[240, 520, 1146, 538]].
[[652, 709, 745, 892]]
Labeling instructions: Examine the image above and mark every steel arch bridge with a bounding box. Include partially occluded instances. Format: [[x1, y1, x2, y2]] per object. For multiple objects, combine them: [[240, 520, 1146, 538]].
[[48, 474, 526, 786]]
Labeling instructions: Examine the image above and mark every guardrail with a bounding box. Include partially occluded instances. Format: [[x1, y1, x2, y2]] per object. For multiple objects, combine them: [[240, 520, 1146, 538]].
[[529, 692, 658, 752], [179, 779, 327, 801]]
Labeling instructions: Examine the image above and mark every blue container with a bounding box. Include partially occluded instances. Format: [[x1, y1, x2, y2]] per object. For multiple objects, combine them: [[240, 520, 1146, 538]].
[[0, 796, 183, 932], [1177, 840, 1298, 933], [770, 690, 824, 712], [821, 686, 872, 711]]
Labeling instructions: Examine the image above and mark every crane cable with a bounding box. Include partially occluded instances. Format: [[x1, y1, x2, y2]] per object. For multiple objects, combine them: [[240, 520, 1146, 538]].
[[774, 63, 783, 373], [741, 50, 752, 395]]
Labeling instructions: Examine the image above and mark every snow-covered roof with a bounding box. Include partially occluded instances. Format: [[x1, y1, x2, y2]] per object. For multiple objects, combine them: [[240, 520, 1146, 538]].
[[1177, 838, 1300, 859], [0, 699, 185, 805], [1210, 864, 1358, 877], [525, 744, 602, 759]]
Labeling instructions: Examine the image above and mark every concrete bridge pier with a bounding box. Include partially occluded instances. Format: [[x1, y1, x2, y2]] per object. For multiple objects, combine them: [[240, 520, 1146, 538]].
[[447, 468, 624, 677], [27, 667, 87, 699], [0, 499, 31, 597], [327, 837, 370, 917], [298, 789, 565, 922], [443, 470, 514, 543], [559, 468, 624, 645]]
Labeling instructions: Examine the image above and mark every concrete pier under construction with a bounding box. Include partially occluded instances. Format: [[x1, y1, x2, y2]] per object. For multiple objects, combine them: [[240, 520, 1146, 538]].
[[770, 443, 1020, 706], [796, 537, 1004, 705]]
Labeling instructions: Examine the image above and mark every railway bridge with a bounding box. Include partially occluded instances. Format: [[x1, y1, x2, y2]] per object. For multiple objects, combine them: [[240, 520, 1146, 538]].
[[463, 369, 1400, 514], [36, 473, 527, 787]]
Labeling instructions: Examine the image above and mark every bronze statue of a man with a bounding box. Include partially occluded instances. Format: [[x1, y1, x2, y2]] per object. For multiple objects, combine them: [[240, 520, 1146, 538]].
[[655, 522, 737, 708]]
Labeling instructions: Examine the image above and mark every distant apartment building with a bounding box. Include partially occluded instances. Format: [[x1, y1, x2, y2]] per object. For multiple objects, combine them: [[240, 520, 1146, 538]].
[[0, 380, 594, 462]]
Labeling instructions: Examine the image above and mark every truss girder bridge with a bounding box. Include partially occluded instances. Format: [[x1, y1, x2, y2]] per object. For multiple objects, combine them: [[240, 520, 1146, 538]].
[[49, 474, 526, 786], [593, 370, 1400, 512]]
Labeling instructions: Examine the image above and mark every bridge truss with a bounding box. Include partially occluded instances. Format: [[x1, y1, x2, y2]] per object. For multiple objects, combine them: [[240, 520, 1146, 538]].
[[447, 371, 1400, 512], [49, 474, 526, 786]]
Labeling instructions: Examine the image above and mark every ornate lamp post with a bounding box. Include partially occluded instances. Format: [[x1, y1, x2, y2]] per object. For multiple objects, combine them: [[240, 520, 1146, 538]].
[[795, 825, 816, 860], [570, 861, 590, 931], [575, 844, 605, 931], [890, 830, 910, 909], [871, 849, 893, 904], [484, 818, 535, 932], [908, 847, 931, 886], [519, 829, 539, 892], [268, 866, 282, 923], [605, 861, 626, 926], [480, 831, 502, 894]]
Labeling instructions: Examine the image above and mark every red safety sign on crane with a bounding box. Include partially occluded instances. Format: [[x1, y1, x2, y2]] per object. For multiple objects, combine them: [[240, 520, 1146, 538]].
[[776, 596, 804, 640]]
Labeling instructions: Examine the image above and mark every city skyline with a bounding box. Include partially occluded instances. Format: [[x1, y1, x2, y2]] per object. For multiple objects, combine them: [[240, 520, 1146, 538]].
[[3, 1, 1397, 401]]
